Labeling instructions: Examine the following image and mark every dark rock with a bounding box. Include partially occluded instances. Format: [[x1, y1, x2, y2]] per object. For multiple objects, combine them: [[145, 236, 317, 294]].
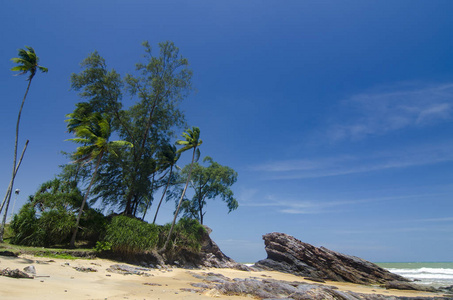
[[0, 268, 34, 279], [304, 277, 326, 283], [384, 280, 437, 292], [197, 226, 250, 269], [107, 264, 151, 275], [0, 251, 17, 257], [193, 271, 447, 300], [254, 233, 410, 286], [73, 266, 97, 273]]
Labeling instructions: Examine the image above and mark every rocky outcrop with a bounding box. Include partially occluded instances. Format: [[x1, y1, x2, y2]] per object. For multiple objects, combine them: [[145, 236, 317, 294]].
[[254, 232, 409, 286], [197, 226, 249, 270], [152, 226, 249, 270], [189, 272, 448, 300]]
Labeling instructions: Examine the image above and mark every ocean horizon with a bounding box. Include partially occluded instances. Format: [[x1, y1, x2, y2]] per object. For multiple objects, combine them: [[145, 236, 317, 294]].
[[377, 262, 453, 288]]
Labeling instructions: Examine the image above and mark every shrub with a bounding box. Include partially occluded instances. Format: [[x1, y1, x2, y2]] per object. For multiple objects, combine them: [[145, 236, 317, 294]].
[[10, 204, 76, 247], [78, 208, 107, 245], [39, 209, 76, 246], [103, 216, 160, 256], [10, 204, 45, 246], [159, 217, 206, 252]]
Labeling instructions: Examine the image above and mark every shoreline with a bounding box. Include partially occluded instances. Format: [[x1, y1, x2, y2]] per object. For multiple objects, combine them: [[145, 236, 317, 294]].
[[0, 254, 449, 299]]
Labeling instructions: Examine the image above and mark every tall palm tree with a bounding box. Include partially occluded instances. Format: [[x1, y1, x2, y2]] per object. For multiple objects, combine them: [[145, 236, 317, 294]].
[[66, 112, 132, 248], [161, 127, 202, 252], [152, 144, 181, 224], [0, 47, 48, 242]]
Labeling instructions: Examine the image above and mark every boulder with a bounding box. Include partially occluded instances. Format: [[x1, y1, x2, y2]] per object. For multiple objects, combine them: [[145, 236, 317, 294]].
[[254, 232, 409, 285]]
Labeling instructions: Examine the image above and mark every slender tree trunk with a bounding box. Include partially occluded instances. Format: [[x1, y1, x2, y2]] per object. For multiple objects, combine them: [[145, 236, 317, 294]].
[[0, 141, 29, 241], [142, 173, 156, 220], [160, 148, 196, 252], [69, 152, 103, 248], [199, 197, 204, 225], [0, 78, 33, 243], [152, 167, 172, 224]]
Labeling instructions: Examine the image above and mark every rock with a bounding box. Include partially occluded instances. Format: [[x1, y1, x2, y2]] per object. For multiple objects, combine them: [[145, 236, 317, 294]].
[[0, 268, 34, 279], [23, 265, 36, 275], [73, 266, 97, 272], [254, 232, 422, 289], [384, 280, 437, 292], [193, 272, 447, 300], [107, 264, 151, 275], [0, 251, 17, 257]]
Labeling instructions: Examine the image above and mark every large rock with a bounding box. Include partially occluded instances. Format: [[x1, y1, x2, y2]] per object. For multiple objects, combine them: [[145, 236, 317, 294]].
[[162, 226, 249, 270], [198, 226, 246, 269], [254, 232, 409, 285]]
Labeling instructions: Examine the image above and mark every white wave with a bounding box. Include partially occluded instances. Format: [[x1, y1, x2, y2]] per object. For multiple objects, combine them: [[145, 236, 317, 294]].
[[387, 267, 453, 286]]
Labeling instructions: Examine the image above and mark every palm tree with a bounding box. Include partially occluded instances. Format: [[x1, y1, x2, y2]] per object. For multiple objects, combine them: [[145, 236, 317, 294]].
[[0, 47, 48, 242], [66, 112, 132, 248], [152, 144, 181, 224], [161, 127, 202, 252]]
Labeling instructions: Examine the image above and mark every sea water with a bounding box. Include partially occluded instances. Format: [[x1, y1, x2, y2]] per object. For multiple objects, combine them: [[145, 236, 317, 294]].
[[377, 262, 453, 288]]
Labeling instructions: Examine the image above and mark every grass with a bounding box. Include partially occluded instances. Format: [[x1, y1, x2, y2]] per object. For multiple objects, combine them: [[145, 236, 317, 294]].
[[0, 240, 96, 260]]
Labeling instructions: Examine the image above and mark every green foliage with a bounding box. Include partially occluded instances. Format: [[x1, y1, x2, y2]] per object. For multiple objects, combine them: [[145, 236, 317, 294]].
[[65, 111, 132, 248], [160, 217, 205, 253], [70, 41, 192, 217], [35, 251, 79, 260], [94, 241, 112, 252], [102, 216, 205, 257], [78, 208, 107, 244], [10, 204, 76, 247], [9, 179, 106, 247], [39, 209, 76, 246], [179, 156, 238, 224], [9, 204, 44, 246], [104, 216, 160, 256], [10, 46, 48, 80]]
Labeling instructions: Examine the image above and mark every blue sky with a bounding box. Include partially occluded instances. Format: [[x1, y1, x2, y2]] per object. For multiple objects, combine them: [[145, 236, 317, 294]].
[[1, 1, 453, 263]]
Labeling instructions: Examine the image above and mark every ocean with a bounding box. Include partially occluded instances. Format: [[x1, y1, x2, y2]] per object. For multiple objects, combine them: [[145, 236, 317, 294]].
[[377, 262, 453, 288]]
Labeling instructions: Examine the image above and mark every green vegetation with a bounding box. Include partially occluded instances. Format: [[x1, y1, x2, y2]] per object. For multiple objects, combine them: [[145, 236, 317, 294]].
[[104, 215, 160, 256], [9, 179, 104, 247], [162, 127, 202, 251], [66, 111, 132, 247], [3, 42, 237, 260], [179, 156, 238, 225]]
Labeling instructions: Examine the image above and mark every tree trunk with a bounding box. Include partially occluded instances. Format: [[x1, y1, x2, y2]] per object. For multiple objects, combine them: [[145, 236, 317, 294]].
[[0, 141, 29, 242], [152, 167, 172, 224], [69, 152, 103, 248], [160, 148, 196, 252], [0, 78, 33, 242]]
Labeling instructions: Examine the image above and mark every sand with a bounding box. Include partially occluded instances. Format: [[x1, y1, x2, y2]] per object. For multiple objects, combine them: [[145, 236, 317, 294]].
[[0, 254, 445, 299]]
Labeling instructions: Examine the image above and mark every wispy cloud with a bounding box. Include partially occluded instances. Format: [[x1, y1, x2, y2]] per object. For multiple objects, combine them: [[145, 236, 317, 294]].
[[250, 142, 453, 180], [328, 83, 453, 141], [241, 193, 427, 215]]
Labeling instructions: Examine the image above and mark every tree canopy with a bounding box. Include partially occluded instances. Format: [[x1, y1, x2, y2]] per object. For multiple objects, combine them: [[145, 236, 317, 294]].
[[179, 156, 238, 225]]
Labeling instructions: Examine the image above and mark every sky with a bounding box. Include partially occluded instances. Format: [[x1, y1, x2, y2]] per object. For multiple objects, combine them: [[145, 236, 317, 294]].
[[1, 1, 453, 263]]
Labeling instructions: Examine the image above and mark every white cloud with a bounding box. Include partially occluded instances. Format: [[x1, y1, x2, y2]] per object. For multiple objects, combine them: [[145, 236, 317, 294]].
[[328, 83, 453, 141], [250, 142, 453, 180], [241, 193, 428, 215]]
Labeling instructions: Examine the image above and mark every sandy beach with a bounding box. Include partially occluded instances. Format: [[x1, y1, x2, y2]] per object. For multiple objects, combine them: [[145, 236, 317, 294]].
[[0, 254, 446, 299]]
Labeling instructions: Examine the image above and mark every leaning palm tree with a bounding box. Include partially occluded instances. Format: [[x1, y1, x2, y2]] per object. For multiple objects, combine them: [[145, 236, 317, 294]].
[[161, 127, 202, 252], [66, 112, 132, 248], [0, 47, 48, 242], [152, 144, 181, 224]]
